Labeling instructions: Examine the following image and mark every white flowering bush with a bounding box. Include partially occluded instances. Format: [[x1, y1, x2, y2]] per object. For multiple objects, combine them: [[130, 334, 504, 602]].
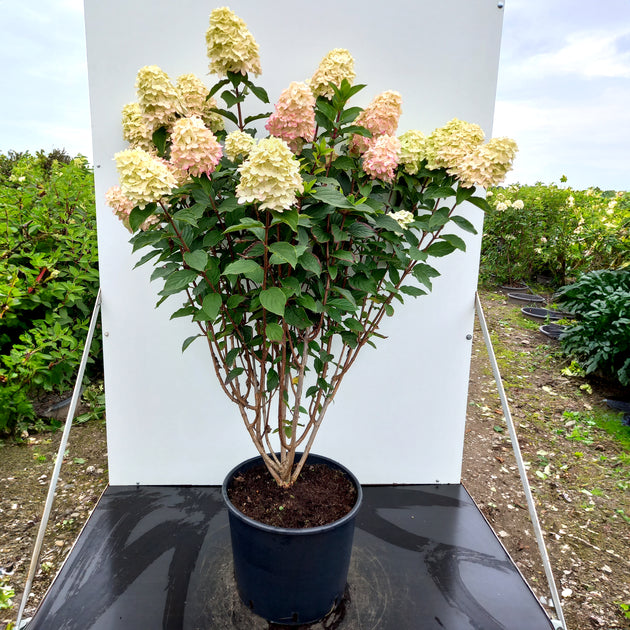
[[481, 183, 629, 286], [107, 7, 517, 486]]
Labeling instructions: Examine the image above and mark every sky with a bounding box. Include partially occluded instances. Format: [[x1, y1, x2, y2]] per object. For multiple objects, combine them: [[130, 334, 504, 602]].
[[0, 0, 628, 192]]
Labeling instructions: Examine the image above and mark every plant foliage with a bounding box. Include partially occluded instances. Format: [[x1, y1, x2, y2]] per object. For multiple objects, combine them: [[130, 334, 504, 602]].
[[0, 151, 100, 436], [481, 182, 629, 286], [556, 269, 630, 386]]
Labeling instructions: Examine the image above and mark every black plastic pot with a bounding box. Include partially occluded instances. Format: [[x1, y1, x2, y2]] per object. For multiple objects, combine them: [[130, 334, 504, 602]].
[[222, 453, 362, 626], [539, 323, 568, 340], [521, 307, 563, 321], [507, 292, 546, 305]]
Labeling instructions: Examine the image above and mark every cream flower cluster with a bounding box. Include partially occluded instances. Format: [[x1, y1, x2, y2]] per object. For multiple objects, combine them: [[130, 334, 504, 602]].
[[425, 119, 485, 172], [114, 148, 177, 209], [206, 7, 262, 76], [236, 137, 303, 211], [308, 48, 356, 99], [389, 210, 414, 229], [351, 90, 402, 154], [135, 65, 181, 132], [362, 135, 401, 182], [224, 130, 256, 162], [176, 73, 224, 133], [121, 103, 153, 151], [265, 81, 316, 151], [453, 137, 518, 189], [398, 129, 428, 175], [170, 116, 223, 178]]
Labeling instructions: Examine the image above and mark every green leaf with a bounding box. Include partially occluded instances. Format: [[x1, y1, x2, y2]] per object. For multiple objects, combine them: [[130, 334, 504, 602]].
[[400, 285, 427, 297], [412, 263, 440, 289], [333, 286, 357, 308], [203, 230, 224, 248], [310, 187, 355, 209], [441, 233, 467, 252], [184, 250, 208, 271], [259, 287, 287, 316], [161, 269, 197, 296], [428, 206, 451, 231], [342, 125, 371, 137], [202, 293, 222, 320], [298, 251, 322, 276], [467, 196, 490, 212], [129, 206, 156, 233], [267, 368, 279, 392], [246, 82, 270, 103], [456, 185, 475, 205], [133, 249, 161, 268], [340, 331, 359, 348], [227, 367, 245, 383], [131, 229, 163, 253], [152, 126, 168, 157], [170, 305, 196, 320], [331, 224, 349, 243], [208, 78, 230, 98], [332, 156, 355, 171], [225, 348, 240, 366], [265, 322, 284, 342], [408, 247, 428, 261], [332, 249, 355, 262], [222, 259, 264, 282], [316, 100, 337, 122], [372, 213, 403, 233], [311, 225, 330, 243], [217, 197, 240, 213], [424, 185, 456, 200], [227, 294, 246, 308], [426, 241, 457, 257], [268, 242, 298, 268], [244, 112, 272, 126], [271, 208, 299, 232], [220, 89, 240, 108], [182, 335, 201, 352], [450, 215, 478, 234], [344, 318, 364, 333], [208, 107, 238, 125], [347, 221, 375, 239]]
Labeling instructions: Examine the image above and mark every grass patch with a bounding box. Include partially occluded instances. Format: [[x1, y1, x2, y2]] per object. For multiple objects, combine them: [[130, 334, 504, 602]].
[[563, 409, 630, 452]]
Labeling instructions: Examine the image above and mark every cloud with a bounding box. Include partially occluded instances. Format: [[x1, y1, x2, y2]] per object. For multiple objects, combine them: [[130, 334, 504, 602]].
[[516, 29, 630, 79], [492, 91, 630, 188]]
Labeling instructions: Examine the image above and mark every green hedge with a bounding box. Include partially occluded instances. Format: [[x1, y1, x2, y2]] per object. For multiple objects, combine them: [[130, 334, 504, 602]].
[[0, 150, 101, 436]]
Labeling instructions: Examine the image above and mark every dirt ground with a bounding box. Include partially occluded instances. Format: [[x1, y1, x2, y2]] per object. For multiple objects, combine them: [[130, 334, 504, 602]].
[[0, 290, 628, 629]]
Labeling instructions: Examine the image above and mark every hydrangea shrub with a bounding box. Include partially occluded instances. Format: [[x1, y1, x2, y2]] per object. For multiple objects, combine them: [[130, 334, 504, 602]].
[[106, 8, 517, 486]]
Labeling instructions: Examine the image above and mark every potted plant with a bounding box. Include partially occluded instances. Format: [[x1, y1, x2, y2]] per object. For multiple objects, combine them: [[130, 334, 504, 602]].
[[105, 7, 517, 624]]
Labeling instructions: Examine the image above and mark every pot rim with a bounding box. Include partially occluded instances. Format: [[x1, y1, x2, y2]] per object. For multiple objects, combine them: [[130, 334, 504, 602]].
[[221, 452, 363, 536]]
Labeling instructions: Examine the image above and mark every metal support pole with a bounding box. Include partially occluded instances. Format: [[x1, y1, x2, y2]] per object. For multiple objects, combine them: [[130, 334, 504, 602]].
[[15, 287, 102, 630], [474, 292, 567, 630]]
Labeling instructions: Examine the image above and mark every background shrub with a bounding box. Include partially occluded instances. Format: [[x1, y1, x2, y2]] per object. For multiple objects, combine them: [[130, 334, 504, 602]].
[[556, 269, 630, 387], [481, 182, 629, 287], [0, 150, 101, 436]]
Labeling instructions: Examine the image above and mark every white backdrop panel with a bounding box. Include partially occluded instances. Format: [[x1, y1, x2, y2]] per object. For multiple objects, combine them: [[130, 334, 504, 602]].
[[84, 0, 504, 485]]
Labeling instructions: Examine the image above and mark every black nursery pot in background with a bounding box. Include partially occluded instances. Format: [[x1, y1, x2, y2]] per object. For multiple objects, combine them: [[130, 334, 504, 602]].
[[221, 453, 363, 626]]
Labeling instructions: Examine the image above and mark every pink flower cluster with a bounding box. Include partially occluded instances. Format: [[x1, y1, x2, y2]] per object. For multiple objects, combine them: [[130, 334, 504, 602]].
[[351, 90, 402, 154], [265, 82, 316, 152], [362, 135, 401, 182], [170, 116, 223, 178]]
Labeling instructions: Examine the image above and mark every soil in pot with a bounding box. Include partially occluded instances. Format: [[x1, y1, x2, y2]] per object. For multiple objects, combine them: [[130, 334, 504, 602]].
[[227, 462, 357, 528]]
